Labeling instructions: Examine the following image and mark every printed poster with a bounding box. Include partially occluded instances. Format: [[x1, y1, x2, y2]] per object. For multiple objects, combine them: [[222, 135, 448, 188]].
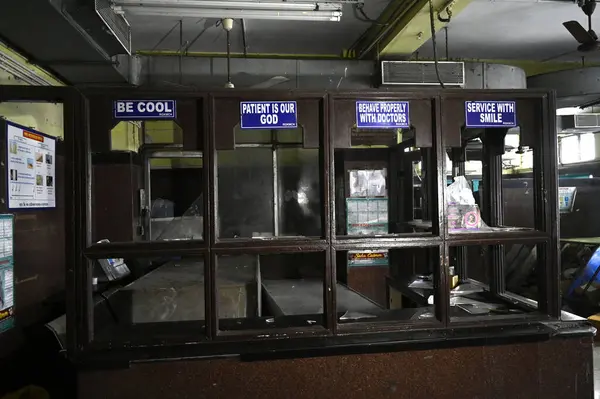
[[6, 121, 56, 209], [0, 214, 14, 334], [558, 187, 576, 213], [346, 198, 388, 235], [348, 250, 389, 267]]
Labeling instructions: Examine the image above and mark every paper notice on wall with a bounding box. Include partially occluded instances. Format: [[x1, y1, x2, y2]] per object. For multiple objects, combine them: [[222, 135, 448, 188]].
[[6, 122, 56, 209], [559, 187, 577, 213], [0, 214, 15, 334], [346, 198, 388, 235], [347, 250, 389, 267]]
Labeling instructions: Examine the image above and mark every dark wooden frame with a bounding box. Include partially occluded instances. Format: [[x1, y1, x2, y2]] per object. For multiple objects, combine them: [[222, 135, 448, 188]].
[[0, 86, 558, 364]]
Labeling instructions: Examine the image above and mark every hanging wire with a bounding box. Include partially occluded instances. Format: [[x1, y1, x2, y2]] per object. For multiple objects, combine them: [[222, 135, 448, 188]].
[[226, 29, 232, 84], [178, 20, 183, 84], [444, 26, 449, 60], [429, 0, 445, 88], [241, 19, 249, 57]]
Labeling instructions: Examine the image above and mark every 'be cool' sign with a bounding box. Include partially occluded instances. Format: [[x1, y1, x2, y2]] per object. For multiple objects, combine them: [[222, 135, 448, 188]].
[[114, 100, 176, 120], [240, 101, 297, 129]]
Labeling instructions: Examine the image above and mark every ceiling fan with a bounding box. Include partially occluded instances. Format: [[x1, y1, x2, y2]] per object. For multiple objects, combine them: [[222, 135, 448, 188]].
[[563, 0, 598, 52], [544, 0, 599, 61]]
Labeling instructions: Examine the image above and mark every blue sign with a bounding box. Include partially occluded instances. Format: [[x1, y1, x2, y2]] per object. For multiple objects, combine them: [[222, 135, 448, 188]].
[[465, 101, 517, 128], [240, 101, 297, 129], [356, 101, 410, 129], [114, 100, 176, 120]]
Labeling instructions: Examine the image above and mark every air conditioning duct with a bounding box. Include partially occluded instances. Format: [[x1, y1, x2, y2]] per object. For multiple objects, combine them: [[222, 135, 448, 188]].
[[559, 113, 600, 133], [381, 61, 465, 87], [380, 61, 526, 89], [63, 0, 131, 56], [528, 67, 600, 108]]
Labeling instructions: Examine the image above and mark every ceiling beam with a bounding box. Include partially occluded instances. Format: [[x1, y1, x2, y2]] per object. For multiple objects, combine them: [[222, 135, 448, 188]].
[[379, 0, 474, 56], [347, 0, 473, 59], [347, 0, 420, 59]]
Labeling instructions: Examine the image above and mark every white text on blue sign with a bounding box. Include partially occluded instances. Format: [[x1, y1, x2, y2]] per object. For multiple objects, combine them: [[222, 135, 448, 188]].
[[356, 101, 410, 129], [114, 100, 176, 120], [240, 101, 297, 129], [465, 101, 516, 128]]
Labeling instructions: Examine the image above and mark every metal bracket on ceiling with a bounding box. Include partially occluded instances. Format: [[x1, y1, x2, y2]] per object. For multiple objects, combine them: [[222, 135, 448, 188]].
[[578, 0, 596, 15], [437, 0, 456, 23]]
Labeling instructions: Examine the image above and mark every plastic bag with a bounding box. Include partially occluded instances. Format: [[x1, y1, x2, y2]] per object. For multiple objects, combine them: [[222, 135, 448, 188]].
[[445, 176, 487, 230], [446, 176, 475, 206]]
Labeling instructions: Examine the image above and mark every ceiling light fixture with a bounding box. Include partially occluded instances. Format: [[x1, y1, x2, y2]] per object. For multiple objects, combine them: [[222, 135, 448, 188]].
[[113, 7, 342, 21], [114, 0, 342, 11], [111, 0, 343, 21]]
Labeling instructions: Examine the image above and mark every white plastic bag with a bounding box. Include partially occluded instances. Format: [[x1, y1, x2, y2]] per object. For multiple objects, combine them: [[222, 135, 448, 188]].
[[445, 176, 487, 230], [446, 176, 476, 205]]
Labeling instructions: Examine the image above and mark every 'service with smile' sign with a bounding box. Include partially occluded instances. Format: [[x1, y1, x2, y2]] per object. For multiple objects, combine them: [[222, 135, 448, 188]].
[[465, 100, 517, 128]]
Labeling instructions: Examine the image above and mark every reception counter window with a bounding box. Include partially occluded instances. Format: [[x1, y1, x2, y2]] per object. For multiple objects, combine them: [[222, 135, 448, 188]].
[[92, 256, 207, 344], [67, 89, 561, 363], [216, 126, 322, 240], [216, 251, 326, 333], [86, 94, 207, 248]]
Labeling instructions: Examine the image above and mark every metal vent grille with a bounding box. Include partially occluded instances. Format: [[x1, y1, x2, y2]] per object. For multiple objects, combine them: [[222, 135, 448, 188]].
[[575, 114, 600, 128], [381, 61, 465, 87], [559, 114, 600, 132], [95, 0, 131, 55]]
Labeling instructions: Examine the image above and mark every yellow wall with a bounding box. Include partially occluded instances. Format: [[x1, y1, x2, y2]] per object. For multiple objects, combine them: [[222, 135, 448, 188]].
[[111, 121, 141, 152], [0, 42, 62, 86], [109, 120, 183, 154], [142, 121, 184, 168], [0, 43, 64, 137], [145, 121, 182, 144]]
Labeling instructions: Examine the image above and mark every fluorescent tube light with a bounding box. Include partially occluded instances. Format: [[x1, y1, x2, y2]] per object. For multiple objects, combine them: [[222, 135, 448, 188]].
[[113, 6, 342, 21], [0, 52, 55, 86], [113, 0, 342, 12]]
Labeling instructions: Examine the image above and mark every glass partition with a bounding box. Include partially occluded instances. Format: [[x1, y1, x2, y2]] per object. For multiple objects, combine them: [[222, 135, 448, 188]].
[[92, 255, 206, 343], [216, 125, 323, 240], [71, 90, 559, 358], [145, 152, 203, 241], [448, 242, 543, 322], [336, 246, 441, 326], [444, 111, 541, 236], [216, 251, 326, 332], [332, 98, 438, 238], [89, 97, 205, 245]]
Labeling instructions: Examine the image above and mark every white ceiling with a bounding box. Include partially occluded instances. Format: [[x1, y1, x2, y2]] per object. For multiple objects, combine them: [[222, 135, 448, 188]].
[[415, 0, 600, 62]]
